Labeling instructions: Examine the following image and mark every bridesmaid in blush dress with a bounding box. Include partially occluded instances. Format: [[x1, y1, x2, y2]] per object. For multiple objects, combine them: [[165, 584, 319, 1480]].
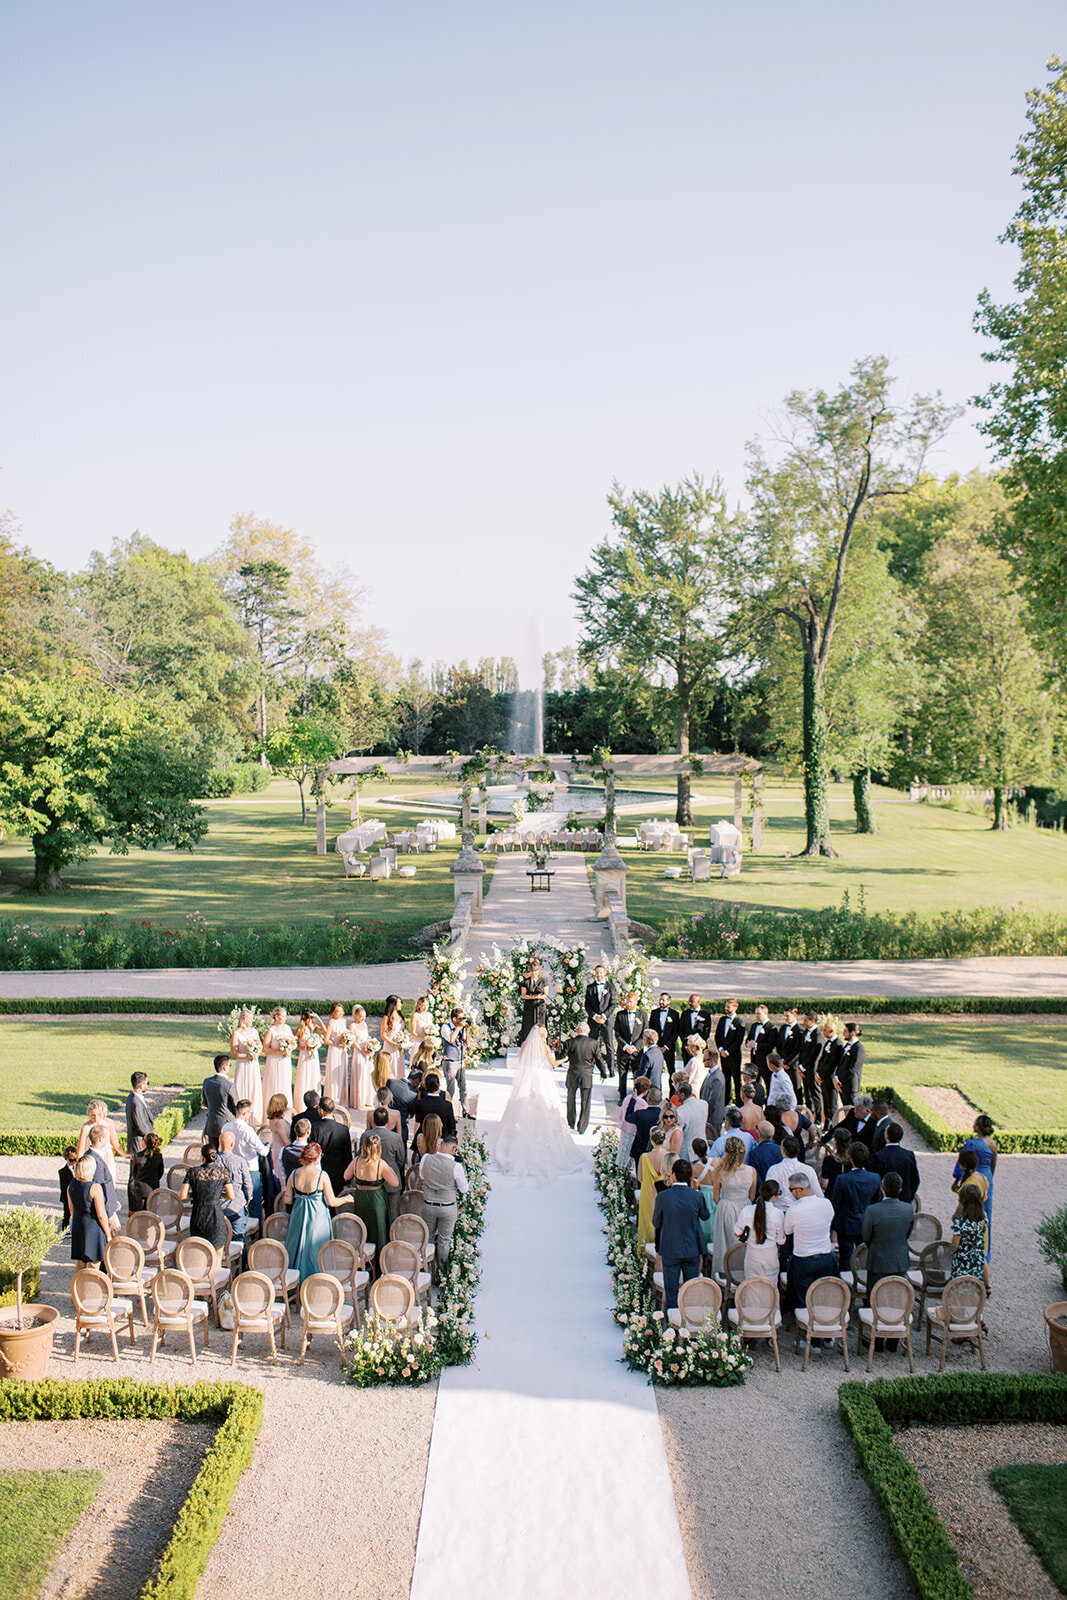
[[261, 1007, 296, 1109], [348, 1005, 377, 1110], [230, 1009, 264, 1125], [323, 1003, 351, 1105], [377, 996, 407, 1089], [294, 1010, 326, 1109]]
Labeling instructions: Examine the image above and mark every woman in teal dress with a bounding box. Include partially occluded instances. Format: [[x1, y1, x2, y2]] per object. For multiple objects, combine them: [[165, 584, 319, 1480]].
[[343, 1133, 399, 1273], [283, 1143, 341, 1281]]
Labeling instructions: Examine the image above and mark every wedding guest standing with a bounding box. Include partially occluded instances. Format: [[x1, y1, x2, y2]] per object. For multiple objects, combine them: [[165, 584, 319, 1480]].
[[953, 1114, 997, 1261], [69, 1154, 112, 1267], [584, 963, 616, 1081], [714, 999, 745, 1105], [323, 1002, 351, 1104], [653, 1159, 709, 1311], [734, 1180, 786, 1282], [344, 1132, 399, 1268], [230, 1009, 264, 1125], [348, 1004, 376, 1109], [519, 957, 547, 1045], [265, 1093, 292, 1189], [307, 1096, 353, 1197], [76, 1100, 123, 1182], [221, 1102, 270, 1221], [639, 1029, 665, 1093], [125, 1073, 154, 1158], [128, 1132, 164, 1214], [294, 1010, 326, 1108], [711, 1137, 756, 1277], [203, 1054, 238, 1144], [284, 1143, 341, 1281], [181, 1144, 234, 1251], [419, 1114, 468, 1269], [261, 1007, 296, 1110]]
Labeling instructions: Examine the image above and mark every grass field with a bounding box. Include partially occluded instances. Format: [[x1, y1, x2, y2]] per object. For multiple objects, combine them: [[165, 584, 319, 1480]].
[[0, 777, 486, 952], [0, 1470, 101, 1600], [990, 1464, 1067, 1594], [1, 1014, 1063, 1137]]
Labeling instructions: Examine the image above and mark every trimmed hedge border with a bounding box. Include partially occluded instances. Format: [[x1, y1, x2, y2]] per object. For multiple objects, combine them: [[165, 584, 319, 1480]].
[[868, 1084, 1067, 1156], [839, 1373, 1067, 1600], [0, 997, 411, 1017], [0, 1083, 207, 1159], [0, 1378, 263, 1600]]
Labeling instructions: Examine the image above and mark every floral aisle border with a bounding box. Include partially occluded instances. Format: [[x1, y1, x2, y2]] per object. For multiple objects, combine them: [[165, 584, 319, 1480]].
[[341, 1130, 489, 1386], [593, 1126, 751, 1387], [427, 941, 485, 1066], [472, 939, 660, 1060]]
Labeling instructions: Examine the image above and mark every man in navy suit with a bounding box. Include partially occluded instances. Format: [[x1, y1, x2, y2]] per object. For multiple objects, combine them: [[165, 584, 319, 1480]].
[[873, 1123, 921, 1204], [652, 1159, 709, 1311]]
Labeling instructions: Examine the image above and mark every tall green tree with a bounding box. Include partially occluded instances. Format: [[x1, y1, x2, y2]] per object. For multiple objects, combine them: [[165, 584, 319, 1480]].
[[77, 534, 256, 763], [222, 560, 300, 747], [0, 676, 207, 891], [264, 717, 344, 823], [574, 476, 732, 825], [0, 519, 71, 678], [974, 56, 1067, 678], [742, 357, 958, 855]]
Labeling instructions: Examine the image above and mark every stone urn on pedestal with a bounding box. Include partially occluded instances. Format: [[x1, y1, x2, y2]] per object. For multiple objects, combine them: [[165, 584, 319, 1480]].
[[0, 1206, 63, 1380]]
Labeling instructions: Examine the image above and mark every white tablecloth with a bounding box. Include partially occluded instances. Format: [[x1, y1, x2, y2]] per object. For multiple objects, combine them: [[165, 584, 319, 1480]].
[[335, 820, 387, 854]]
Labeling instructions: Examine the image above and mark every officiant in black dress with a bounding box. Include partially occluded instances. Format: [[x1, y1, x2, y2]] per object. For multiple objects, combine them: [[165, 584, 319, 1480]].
[[519, 956, 547, 1044]]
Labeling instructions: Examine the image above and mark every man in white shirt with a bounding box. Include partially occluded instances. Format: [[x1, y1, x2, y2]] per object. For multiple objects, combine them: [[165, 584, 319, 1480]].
[[675, 1081, 707, 1162], [221, 1101, 270, 1220], [784, 1169, 839, 1317], [767, 1057, 797, 1111], [764, 1136, 813, 1213]]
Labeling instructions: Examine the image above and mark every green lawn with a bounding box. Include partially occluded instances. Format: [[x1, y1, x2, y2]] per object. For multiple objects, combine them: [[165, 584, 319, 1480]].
[[0, 1470, 101, 1600], [990, 1464, 1067, 1594], [1, 1015, 1063, 1138], [0, 777, 488, 953], [621, 781, 1067, 925]]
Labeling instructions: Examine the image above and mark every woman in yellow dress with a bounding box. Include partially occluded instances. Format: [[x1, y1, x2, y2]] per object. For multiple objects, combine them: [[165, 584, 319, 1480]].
[[636, 1126, 669, 1251]]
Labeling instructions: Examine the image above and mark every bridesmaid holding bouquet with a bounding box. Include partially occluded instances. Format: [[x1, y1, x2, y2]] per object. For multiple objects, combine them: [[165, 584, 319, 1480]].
[[294, 1009, 326, 1107], [262, 1006, 296, 1108], [230, 1009, 263, 1124], [323, 1003, 351, 1105]]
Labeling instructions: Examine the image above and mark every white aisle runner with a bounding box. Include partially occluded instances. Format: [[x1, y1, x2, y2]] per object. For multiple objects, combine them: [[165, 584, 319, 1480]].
[[410, 1068, 692, 1600]]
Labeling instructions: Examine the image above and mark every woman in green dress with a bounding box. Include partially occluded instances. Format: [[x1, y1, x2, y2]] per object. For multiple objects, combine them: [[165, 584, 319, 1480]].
[[344, 1133, 399, 1273], [283, 1143, 342, 1282]]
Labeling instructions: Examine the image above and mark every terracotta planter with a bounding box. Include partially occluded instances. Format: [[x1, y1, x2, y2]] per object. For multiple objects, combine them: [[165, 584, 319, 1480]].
[[1044, 1301, 1067, 1373], [0, 1305, 59, 1380]]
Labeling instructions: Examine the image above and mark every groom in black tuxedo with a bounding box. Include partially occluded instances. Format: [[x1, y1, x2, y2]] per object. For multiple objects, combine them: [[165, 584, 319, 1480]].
[[613, 992, 647, 1098], [584, 964, 616, 1081]]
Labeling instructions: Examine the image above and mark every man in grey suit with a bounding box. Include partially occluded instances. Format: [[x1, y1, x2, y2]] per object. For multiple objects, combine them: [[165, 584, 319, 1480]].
[[125, 1072, 154, 1155], [202, 1054, 238, 1145], [862, 1171, 915, 1297], [560, 1022, 599, 1135], [699, 1048, 726, 1140]]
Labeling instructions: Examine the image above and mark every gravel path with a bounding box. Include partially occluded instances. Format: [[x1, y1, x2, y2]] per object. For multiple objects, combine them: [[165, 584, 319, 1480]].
[[896, 1423, 1067, 1600], [0, 1419, 215, 1600]]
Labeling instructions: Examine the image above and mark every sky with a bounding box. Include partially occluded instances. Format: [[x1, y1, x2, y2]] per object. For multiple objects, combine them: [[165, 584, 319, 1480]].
[[0, 1, 1060, 682]]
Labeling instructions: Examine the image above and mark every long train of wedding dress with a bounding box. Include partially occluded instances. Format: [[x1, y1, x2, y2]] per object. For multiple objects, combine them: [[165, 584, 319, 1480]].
[[492, 1027, 584, 1178]]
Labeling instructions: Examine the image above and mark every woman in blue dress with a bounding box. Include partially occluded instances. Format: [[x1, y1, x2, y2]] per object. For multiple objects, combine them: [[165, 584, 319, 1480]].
[[283, 1143, 341, 1281], [952, 1113, 997, 1263], [69, 1154, 112, 1267]]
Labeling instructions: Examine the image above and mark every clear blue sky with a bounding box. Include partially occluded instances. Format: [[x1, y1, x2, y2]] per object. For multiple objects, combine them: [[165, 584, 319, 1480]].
[[0, 2, 1058, 680]]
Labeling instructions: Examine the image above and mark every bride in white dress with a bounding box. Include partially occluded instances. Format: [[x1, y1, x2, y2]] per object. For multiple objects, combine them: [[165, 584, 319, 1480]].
[[493, 1025, 584, 1178]]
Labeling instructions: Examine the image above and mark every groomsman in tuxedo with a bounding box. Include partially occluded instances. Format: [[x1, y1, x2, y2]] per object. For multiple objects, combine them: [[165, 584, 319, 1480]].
[[714, 999, 745, 1105], [649, 993, 679, 1072], [841, 1023, 865, 1099], [777, 1006, 804, 1096], [584, 964, 616, 1081], [613, 992, 647, 1098], [816, 1019, 845, 1128], [744, 1004, 778, 1090], [799, 1011, 823, 1121], [679, 995, 710, 1044]]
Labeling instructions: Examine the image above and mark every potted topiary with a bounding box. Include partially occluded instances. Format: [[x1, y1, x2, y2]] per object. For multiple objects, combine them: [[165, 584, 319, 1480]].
[[0, 1207, 63, 1380], [1036, 1202, 1067, 1372]]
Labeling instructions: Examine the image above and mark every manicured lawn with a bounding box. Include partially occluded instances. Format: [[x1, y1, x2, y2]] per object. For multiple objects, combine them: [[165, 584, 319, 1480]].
[[1, 1015, 1063, 1137], [0, 777, 489, 957], [0, 1469, 101, 1600], [621, 781, 1067, 925], [990, 1463, 1067, 1593]]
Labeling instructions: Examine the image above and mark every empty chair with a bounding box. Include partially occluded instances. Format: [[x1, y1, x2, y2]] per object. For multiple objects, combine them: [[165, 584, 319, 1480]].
[[262, 1212, 290, 1245], [670, 1276, 722, 1334], [247, 1239, 299, 1324], [692, 857, 712, 881], [123, 1210, 171, 1269], [298, 1273, 355, 1363], [333, 1212, 375, 1269], [380, 1240, 432, 1307], [396, 1190, 424, 1217], [104, 1235, 152, 1326], [719, 1242, 747, 1305], [150, 1269, 210, 1363], [925, 1276, 987, 1371], [857, 1275, 915, 1372], [146, 1188, 182, 1242], [391, 1214, 435, 1271], [72, 1267, 135, 1362], [368, 857, 391, 881], [175, 1236, 231, 1326], [317, 1239, 369, 1326], [183, 1143, 205, 1165], [841, 1241, 868, 1302], [650, 1251, 665, 1309], [915, 1239, 954, 1323], [727, 1277, 783, 1372], [368, 1273, 417, 1330], [794, 1276, 851, 1371], [229, 1271, 286, 1366], [908, 1212, 943, 1265], [166, 1165, 187, 1194]]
